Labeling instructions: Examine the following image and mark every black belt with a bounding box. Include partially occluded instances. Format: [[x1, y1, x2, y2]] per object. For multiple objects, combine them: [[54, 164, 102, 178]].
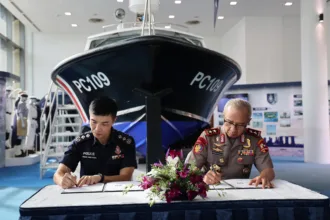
[[6, 112, 11, 115]]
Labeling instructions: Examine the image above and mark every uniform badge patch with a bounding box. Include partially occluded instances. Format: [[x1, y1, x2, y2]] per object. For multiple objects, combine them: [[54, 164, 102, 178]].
[[237, 157, 243, 163], [115, 146, 121, 155], [243, 138, 251, 149], [193, 144, 203, 154], [220, 134, 225, 143], [86, 134, 90, 138], [118, 135, 122, 139], [257, 139, 269, 153], [126, 138, 132, 144], [123, 137, 126, 141]]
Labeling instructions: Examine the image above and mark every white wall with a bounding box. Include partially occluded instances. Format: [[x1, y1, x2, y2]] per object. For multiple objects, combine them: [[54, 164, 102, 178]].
[[27, 33, 88, 97], [214, 16, 302, 85], [219, 18, 246, 84], [245, 16, 301, 83]]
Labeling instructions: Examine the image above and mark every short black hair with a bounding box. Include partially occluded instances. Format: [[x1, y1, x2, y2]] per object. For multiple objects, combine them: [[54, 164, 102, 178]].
[[89, 96, 118, 117]]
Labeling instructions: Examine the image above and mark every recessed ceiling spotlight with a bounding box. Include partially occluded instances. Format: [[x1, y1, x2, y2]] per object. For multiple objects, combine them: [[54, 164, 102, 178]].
[[117, 0, 124, 2], [71, 24, 78, 27], [284, 2, 293, 6], [230, 1, 237, 5], [165, 25, 171, 29], [175, 0, 181, 4], [218, 16, 224, 19], [169, 15, 175, 19], [64, 12, 71, 16]]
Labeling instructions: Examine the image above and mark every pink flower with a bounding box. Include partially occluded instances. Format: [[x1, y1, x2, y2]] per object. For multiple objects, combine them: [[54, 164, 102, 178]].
[[190, 174, 203, 184], [140, 176, 154, 190], [165, 187, 182, 203], [197, 183, 207, 198], [166, 149, 183, 160], [178, 165, 190, 178], [187, 190, 198, 200]]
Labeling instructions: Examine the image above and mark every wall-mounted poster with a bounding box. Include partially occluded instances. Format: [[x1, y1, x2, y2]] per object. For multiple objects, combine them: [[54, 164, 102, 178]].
[[267, 93, 278, 105], [264, 112, 278, 122], [280, 111, 290, 119], [280, 119, 291, 127], [266, 124, 276, 135], [294, 100, 302, 107], [294, 109, 303, 116], [252, 112, 263, 119], [252, 121, 263, 128]]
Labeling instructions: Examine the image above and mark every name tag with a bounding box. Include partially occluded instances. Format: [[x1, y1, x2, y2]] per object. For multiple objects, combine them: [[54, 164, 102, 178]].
[[238, 150, 254, 156], [112, 154, 125, 160]]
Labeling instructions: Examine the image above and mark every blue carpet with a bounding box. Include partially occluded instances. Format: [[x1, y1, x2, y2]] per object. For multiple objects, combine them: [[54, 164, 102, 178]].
[[0, 156, 329, 220]]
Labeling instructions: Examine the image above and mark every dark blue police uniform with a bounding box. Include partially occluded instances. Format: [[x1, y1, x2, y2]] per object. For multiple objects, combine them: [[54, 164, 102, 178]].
[[61, 128, 137, 177]]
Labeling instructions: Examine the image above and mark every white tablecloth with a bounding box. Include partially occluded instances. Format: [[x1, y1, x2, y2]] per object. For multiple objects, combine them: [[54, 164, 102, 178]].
[[20, 179, 328, 208]]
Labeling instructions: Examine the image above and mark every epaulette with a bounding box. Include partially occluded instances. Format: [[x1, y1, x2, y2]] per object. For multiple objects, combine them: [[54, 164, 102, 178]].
[[246, 128, 261, 137], [75, 131, 93, 143], [205, 127, 220, 136], [117, 131, 134, 145]]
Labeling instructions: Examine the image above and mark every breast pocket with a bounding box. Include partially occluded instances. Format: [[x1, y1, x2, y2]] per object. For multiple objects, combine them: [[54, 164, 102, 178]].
[[105, 154, 124, 175], [237, 155, 255, 165]]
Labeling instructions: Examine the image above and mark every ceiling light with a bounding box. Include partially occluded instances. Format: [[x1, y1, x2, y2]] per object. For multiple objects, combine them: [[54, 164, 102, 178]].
[[174, 0, 181, 4], [169, 15, 175, 19], [230, 1, 237, 5], [64, 12, 71, 16], [284, 2, 293, 6], [218, 16, 224, 19], [165, 25, 171, 29], [71, 24, 78, 27], [117, 0, 124, 2]]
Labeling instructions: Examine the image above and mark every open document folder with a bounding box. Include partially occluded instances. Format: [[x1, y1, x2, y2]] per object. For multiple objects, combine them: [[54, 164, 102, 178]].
[[103, 181, 143, 192], [62, 183, 105, 194], [61, 181, 143, 194], [210, 179, 264, 190]]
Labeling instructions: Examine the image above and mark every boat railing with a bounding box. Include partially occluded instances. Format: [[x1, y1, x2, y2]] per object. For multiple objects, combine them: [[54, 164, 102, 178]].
[[102, 22, 190, 33]]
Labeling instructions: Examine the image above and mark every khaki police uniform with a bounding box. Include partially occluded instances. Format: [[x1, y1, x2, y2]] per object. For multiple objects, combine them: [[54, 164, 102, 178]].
[[185, 126, 273, 179]]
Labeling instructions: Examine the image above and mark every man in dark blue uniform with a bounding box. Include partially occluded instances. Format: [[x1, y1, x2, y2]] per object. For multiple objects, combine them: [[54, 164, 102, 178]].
[[53, 97, 137, 189]]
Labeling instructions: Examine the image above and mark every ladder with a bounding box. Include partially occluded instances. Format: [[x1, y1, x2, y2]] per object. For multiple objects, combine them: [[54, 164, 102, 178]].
[[39, 82, 82, 179]]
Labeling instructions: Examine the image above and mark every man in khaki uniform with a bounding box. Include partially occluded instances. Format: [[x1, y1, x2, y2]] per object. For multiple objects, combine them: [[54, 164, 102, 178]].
[[185, 98, 275, 188]]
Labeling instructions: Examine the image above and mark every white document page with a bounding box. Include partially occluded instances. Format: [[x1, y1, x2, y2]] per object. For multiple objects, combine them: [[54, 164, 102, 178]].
[[209, 181, 233, 189], [61, 183, 105, 194], [224, 179, 263, 189], [104, 181, 143, 192]]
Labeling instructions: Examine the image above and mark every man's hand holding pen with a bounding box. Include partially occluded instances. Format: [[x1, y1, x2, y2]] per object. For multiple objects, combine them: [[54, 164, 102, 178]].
[[203, 164, 221, 185]]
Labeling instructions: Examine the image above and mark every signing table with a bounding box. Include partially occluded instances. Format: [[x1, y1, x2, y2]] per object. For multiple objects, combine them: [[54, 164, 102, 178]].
[[20, 179, 329, 220]]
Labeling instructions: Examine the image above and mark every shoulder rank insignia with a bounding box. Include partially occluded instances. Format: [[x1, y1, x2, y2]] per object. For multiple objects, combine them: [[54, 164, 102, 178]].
[[246, 128, 261, 137], [117, 132, 133, 145], [205, 127, 220, 136], [75, 131, 93, 143]]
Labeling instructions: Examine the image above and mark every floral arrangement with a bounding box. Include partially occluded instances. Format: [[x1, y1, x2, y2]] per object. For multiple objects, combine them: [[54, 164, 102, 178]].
[[124, 149, 225, 206]]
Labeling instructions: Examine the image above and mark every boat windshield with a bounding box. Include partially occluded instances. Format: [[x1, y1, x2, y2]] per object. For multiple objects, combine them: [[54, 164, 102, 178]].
[[88, 30, 204, 50]]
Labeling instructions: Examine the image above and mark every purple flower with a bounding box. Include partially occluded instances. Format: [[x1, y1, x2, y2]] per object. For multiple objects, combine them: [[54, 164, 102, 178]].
[[140, 176, 154, 190], [153, 160, 163, 168]]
